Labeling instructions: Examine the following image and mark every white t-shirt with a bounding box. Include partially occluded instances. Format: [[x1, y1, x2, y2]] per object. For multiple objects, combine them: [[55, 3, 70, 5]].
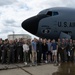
[[23, 44, 29, 52]]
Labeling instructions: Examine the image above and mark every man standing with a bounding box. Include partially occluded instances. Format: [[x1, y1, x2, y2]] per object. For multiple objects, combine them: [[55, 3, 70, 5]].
[[0, 39, 3, 62], [47, 39, 52, 63], [31, 38, 37, 65], [51, 39, 58, 64], [7, 40, 15, 64], [17, 39, 23, 62], [65, 39, 69, 62], [57, 39, 61, 63], [37, 38, 42, 64], [69, 39, 75, 62], [2, 39, 9, 64], [60, 39, 66, 62], [27, 39, 32, 63], [14, 39, 18, 63]]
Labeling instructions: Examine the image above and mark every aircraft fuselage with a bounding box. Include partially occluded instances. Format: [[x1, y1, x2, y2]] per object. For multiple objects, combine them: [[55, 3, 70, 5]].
[[22, 7, 75, 40]]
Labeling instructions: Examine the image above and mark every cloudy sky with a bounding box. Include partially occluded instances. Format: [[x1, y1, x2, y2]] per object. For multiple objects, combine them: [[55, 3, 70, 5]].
[[0, 0, 75, 39]]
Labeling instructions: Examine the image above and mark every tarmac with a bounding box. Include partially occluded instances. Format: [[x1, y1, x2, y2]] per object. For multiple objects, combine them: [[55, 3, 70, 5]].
[[0, 63, 58, 75], [0, 62, 75, 75]]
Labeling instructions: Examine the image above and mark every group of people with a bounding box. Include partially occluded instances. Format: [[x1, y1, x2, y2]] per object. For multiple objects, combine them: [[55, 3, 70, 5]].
[[0, 38, 75, 65]]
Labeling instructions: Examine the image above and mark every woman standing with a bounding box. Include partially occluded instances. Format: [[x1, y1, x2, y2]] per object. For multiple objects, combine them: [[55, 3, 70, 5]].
[[23, 40, 29, 65], [42, 39, 48, 63]]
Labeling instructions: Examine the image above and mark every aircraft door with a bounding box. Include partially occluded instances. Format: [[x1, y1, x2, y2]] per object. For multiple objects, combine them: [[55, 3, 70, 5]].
[[59, 31, 72, 39]]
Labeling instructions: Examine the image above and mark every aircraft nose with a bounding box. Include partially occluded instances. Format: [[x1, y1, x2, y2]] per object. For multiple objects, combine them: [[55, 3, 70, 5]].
[[22, 16, 38, 34], [22, 15, 48, 35]]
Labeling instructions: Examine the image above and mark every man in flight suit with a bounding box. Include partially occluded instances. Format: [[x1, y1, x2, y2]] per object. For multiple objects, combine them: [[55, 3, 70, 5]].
[[2, 39, 9, 64], [7, 40, 15, 64], [0, 39, 3, 62]]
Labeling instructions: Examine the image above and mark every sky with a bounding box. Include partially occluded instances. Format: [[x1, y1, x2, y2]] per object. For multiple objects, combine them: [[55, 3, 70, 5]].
[[0, 0, 75, 40]]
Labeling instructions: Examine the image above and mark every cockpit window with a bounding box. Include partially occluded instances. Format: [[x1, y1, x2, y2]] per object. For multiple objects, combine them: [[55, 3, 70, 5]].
[[53, 12, 58, 16], [47, 11, 52, 16], [47, 11, 58, 16]]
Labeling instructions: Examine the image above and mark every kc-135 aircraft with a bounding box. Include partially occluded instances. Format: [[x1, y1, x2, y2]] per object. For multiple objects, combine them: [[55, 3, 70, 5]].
[[21, 7, 75, 40]]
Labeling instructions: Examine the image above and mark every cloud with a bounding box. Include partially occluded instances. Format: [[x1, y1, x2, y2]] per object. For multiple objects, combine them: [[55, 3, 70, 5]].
[[4, 19, 15, 24], [0, 29, 13, 34], [0, 0, 75, 39], [61, 0, 75, 7], [0, 0, 17, 6]]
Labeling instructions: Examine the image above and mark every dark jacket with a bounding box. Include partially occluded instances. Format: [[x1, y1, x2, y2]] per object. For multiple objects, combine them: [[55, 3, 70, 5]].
[[37, 41, 42, 52], [42, 43, 48, 53]]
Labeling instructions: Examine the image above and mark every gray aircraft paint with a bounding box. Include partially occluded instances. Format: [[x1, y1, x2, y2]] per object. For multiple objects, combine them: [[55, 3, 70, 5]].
[[22, 7, 75, 40], [36, 7, 75, 39]]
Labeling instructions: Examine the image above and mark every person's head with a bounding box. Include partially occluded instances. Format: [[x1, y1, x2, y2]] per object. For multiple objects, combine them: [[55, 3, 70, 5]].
[[58, 38, 60, 42], [32, 40, 34, 42], [69, 39, 72, 43], [65, 39, 69, 43], [47, 39, 51, 43], [52, 39, 55, 43], [43, 39, 47, 43], [0, 38, 2, 44], [34, 38, 37, 42], [24, 40, 28, 44], [4, 39, 9, 44], [14, 39, 18, 42], [28, 39, 31, 42], [39, 38, 42, 42], [62, 39, 65, 43], [4, 39, 8, 44], [73, 40, 75, 43], [9, 40, 13, 44]]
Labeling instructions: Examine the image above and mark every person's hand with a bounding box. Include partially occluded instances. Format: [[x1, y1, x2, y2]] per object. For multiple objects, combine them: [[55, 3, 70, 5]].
[[62, 47, 64, 50], [46, 51, 48, 54], [37, 50, 39, 52], [26, 51, 28, 53]]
